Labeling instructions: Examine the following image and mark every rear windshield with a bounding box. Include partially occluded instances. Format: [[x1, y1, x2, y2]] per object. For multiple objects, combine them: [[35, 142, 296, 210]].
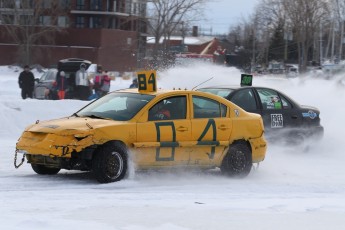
[[197, 88, 234, 98]]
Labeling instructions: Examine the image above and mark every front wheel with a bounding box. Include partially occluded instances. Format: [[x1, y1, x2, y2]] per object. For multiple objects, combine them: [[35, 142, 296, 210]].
[[92, 142, 128, 183], [220, 142, 252, 178], [31, 164, 61, 175]]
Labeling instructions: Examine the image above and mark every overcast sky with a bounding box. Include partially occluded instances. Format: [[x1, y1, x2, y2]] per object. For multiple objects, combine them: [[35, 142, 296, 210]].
[[201, 0, 259, 35]]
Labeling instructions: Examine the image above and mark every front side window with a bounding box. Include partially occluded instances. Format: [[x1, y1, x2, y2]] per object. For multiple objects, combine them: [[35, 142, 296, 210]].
[[193, 96, 226, 118], [280, 95, 292, 109], [257, 88, 282, 110], [148, 96, 187, 121]]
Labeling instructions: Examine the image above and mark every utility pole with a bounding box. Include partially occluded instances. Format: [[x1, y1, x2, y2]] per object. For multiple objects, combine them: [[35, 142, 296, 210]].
[[331, 19, 335, 63], [252, 25, 256, 73], [320, 21, 323, 65]]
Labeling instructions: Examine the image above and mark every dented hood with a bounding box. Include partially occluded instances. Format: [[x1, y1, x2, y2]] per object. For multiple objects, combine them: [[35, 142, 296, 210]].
[[25, 116, 123, 134]]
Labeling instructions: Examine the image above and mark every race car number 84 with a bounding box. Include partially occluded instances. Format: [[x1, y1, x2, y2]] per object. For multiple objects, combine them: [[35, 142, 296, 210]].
[[137, 70, 157, 93]]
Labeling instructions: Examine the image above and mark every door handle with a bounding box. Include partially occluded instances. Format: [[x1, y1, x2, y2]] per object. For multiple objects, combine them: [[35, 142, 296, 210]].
[[176, 126, 188, 132], [218, 125, 230, 130]]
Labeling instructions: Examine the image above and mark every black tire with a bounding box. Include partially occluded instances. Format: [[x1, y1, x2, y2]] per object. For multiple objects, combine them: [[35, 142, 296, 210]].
[[220, 142, 252, 177], [92, 141, 128, 183], [31, 164, 61, 175]]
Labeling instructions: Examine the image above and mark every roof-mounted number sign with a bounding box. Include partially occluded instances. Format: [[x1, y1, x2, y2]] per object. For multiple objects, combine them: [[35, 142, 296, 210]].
[[241, 74, 253, 86], [137, 70, 157, 93]]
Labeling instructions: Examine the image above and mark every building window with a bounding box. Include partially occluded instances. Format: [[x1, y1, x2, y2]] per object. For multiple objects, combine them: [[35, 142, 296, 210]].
[[15, 0, 20, 8], [58, 16, 68, 27], [76, 0, 85, 10], [19, 15, 31, 25], [76, 16, 85, 28], [90, 0, 102, 11], [41, 0, 51, 9], [59, 0, 70, 9], [39, 16, 51, 26], [90, 16, 101, 28]]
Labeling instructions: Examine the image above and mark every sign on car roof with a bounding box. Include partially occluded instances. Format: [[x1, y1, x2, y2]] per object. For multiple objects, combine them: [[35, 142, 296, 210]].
[[241, 74, 253, 86], [137, 70, 157, 93]]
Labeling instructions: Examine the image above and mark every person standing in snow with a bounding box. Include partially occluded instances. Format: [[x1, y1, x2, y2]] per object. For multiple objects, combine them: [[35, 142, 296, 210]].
[[56, 70, 68, 99], [75, 63, 90, 100], [129, 78, 138, 88], [93, 65, 104, 98], [99, 70, 111, 97], [18, 65, 35, 99]]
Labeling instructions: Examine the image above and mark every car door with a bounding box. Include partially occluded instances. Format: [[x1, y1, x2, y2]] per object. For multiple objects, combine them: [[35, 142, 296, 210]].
[[136, 95, 191, 168], [190, 95, 232, 166], [34, 70, 57, 99], [254, 88, 300, 135]]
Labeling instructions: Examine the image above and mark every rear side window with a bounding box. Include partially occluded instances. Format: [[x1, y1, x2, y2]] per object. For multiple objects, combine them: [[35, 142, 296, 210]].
[[193, 96, 226, 118], [231, 89, 257, 111], [198, 88, 233, 98]]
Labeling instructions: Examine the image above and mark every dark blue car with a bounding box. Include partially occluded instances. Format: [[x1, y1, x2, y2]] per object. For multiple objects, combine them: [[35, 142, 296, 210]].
[[197, 85, 324, 145]]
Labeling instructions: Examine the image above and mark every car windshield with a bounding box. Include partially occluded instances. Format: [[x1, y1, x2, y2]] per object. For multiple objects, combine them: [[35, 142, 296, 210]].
[[76, 92, 154, 121], [40, 70, 57, 81], [197, 88, 234, 98]]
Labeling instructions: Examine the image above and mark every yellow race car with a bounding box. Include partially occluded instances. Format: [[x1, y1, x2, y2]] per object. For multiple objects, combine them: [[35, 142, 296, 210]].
[[15, 72, 267, 183]]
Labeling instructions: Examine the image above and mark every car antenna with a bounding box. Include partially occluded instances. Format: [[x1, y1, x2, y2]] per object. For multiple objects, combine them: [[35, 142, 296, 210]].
[[192, 77, 214, 90]]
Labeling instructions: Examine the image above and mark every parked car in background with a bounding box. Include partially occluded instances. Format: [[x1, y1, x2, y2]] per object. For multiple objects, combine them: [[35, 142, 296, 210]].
[[33, 68, 58, 99], [197, 85, 324, 145], [33, 58, 92, 100]]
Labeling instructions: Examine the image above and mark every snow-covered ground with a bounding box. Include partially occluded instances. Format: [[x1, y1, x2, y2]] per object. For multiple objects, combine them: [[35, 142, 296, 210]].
[[1, 63, 345, 230]]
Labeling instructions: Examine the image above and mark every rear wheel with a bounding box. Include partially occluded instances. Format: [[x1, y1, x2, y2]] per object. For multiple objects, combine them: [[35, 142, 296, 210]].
[[31, 164, 61, 175], [220, 142, 252, 177], [92, 142, 128, 183]]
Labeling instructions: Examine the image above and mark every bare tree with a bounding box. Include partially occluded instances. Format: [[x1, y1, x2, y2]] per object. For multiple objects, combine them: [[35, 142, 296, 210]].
[[282, 0, 329, 71], [255, 0, 287, 65], [0, 0, 66, 65], [331, 0, 345, 60], [147, 0, 207, 68]]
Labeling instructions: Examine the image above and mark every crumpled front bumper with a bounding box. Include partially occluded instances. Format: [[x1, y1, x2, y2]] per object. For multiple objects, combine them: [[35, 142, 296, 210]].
[[16, 131, 95, 158]]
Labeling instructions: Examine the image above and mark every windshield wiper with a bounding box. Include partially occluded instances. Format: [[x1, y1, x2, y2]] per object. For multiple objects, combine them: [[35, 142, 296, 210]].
[[84, 114, 109, 120], [72, 113, 79, 117]]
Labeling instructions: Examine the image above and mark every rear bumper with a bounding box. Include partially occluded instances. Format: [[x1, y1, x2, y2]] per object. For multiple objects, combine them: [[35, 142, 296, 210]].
[[306, 125, 324, 140], [249, 136, 267, 163]]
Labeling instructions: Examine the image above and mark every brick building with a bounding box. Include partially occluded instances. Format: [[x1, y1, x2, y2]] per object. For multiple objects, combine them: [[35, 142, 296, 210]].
[[0, 0, 149, 71]]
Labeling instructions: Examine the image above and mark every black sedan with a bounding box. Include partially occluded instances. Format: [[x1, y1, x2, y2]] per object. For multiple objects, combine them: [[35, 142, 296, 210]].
[[197, 85, 324, 145]]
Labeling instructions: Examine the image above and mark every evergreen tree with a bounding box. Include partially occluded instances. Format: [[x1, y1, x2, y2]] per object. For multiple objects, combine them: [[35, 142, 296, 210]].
[[268, 19, 285, 61]]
